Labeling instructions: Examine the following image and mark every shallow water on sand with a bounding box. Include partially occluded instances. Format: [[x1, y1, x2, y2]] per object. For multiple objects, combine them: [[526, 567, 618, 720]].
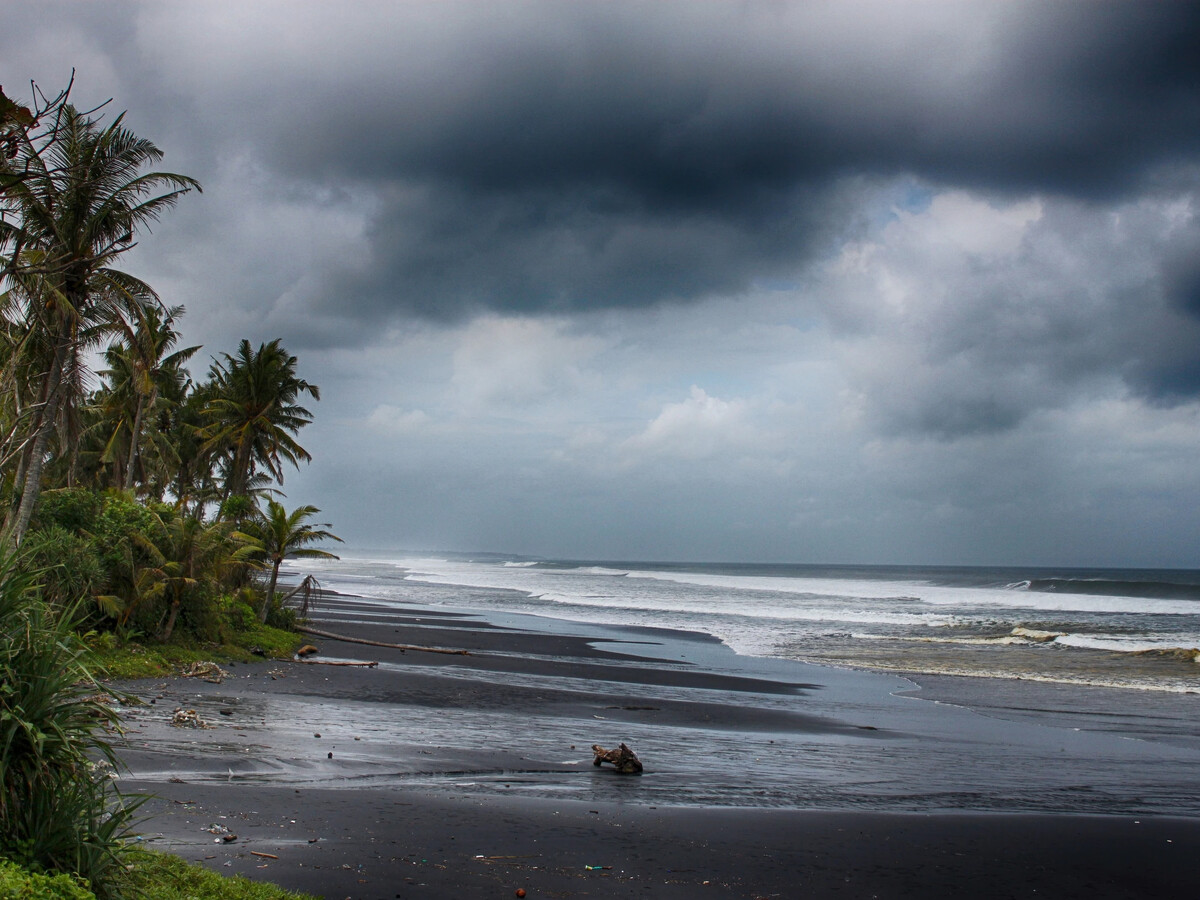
[[118, 594, 1200, 816]]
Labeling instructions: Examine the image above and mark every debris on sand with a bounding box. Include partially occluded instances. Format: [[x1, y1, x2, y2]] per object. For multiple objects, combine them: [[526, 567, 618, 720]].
[[171, 707, 209, 728], [180, 660, 228, 683], [592, 742, 643, 774]]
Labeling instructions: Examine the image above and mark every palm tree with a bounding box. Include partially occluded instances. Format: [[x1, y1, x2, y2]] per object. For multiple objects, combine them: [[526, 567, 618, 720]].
[[93, 303, 198, 492], [236, 499, 341, 623], [148, 511, 243, 642], [161, 379, 217, 516], [0, 104, 199, 546], [201, 339, 319, 502]]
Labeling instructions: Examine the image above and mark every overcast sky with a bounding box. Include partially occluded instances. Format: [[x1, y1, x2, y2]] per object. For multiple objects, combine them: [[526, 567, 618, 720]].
[[4, 1, 1200, 567]]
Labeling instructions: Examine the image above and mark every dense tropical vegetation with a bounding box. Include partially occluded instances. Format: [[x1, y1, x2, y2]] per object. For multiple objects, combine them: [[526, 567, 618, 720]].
[[1, 80, 339, 899]]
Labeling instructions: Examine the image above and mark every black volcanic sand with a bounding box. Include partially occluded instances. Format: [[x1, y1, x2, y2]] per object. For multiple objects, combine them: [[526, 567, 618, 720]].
[[113, 593, 1200, 899]]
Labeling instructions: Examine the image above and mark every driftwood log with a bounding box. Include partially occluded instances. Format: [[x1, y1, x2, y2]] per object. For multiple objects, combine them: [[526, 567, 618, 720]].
[[592, 742, 643, 774], [299, 626, 470, 656], [295, 658, 379, 667]]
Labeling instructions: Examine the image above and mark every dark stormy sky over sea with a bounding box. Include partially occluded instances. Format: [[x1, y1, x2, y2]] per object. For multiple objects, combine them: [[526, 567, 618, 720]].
[[4, 2, 1200, 566]]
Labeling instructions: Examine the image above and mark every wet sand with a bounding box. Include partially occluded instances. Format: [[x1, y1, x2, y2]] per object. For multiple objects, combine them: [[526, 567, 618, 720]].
[[114, 593, 1200, 898]]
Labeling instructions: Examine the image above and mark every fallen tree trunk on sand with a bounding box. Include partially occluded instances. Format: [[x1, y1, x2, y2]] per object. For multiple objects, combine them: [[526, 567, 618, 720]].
[[294, 658, 379, 667], [298, 626, 471, 656], [592, 742, 643, 774]]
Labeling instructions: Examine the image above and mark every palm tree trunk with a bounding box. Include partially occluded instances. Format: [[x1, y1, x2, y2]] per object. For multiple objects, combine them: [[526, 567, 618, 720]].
[[3, 340, 67, 548], [160, 591, 182, 641], [123, 392, 149, 491], [4, 392, 59, 548], [259, 559, 282, 623], [6, 356, 57, 519], [8, 427, 31, 512], [230, 437, 253, 500]]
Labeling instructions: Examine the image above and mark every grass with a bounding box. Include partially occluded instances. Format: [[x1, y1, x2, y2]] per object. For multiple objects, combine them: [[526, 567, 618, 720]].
[[0, 850, 317, 900], [119, 850, 317, 900], [0, 857, 95, 900], [86, 622, 303, 680]]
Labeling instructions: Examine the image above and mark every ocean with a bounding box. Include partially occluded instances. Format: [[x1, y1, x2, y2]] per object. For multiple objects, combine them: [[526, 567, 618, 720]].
[[293, 554, 1200, 693]]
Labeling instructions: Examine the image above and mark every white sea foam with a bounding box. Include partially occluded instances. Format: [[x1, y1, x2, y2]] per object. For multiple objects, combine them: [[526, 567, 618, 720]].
[[297, 554, 1200, 690], [1053, 634, 1200, 655], [406, 573, 952, 628], [624, 568, 1200, 616]]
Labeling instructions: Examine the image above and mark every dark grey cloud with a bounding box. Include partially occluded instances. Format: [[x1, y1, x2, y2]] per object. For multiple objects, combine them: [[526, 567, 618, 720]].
[[329, 179, 848, 319], [6, 1, 1200, 430], [238, 0, 1198, 325], [9, 2, 1199, 325], [271, 3, 1200, 199]]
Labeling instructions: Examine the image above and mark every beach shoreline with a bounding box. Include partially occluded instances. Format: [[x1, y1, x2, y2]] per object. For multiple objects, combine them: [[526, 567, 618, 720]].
[[115, 591, 1200, 898]]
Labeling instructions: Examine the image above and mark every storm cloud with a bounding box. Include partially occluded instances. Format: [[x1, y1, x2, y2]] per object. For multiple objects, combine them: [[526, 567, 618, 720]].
[[4, 1, 1200, 564], [34, 0, 1195, 322]]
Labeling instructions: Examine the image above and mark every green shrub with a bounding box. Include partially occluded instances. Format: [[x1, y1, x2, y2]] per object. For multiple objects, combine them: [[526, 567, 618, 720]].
[[31, 489, 103, 536], [264, 601, 298, 631], [220, 590, 258, 633], [172, 584, 220, 642], [0, 556, 140, 899], [19, 526, 105, 613], [90, 492, 161, 584], [0, 858, 96, 900]]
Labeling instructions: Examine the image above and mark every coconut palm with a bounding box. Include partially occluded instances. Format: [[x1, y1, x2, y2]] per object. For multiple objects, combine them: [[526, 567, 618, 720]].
[[0, 104, 199, 546], [93, 303, 199, 492], [236, 499, 341, 623], [157, 378, 217, 516], [201, 339, 319, 502], [148, 511, 243, 642]]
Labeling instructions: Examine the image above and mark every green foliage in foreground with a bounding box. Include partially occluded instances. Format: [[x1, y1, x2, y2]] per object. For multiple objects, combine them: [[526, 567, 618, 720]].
[[0, 858, 95, 900], [0, 559, 139, 899], [117, 850, 317, 900], [0, 850, 317, 900]]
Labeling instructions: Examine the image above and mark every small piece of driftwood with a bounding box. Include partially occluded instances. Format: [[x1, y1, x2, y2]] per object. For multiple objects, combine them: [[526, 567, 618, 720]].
[[299, 626, 470, 656], [294, 658, 379, 667], [592, 742, 643, 774]]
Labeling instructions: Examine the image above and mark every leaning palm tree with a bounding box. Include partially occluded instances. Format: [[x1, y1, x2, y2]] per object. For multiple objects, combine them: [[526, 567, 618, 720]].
[[0, 104, 199, 546], [236, 499, 341, 624], [201, 339, 319, 502]]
